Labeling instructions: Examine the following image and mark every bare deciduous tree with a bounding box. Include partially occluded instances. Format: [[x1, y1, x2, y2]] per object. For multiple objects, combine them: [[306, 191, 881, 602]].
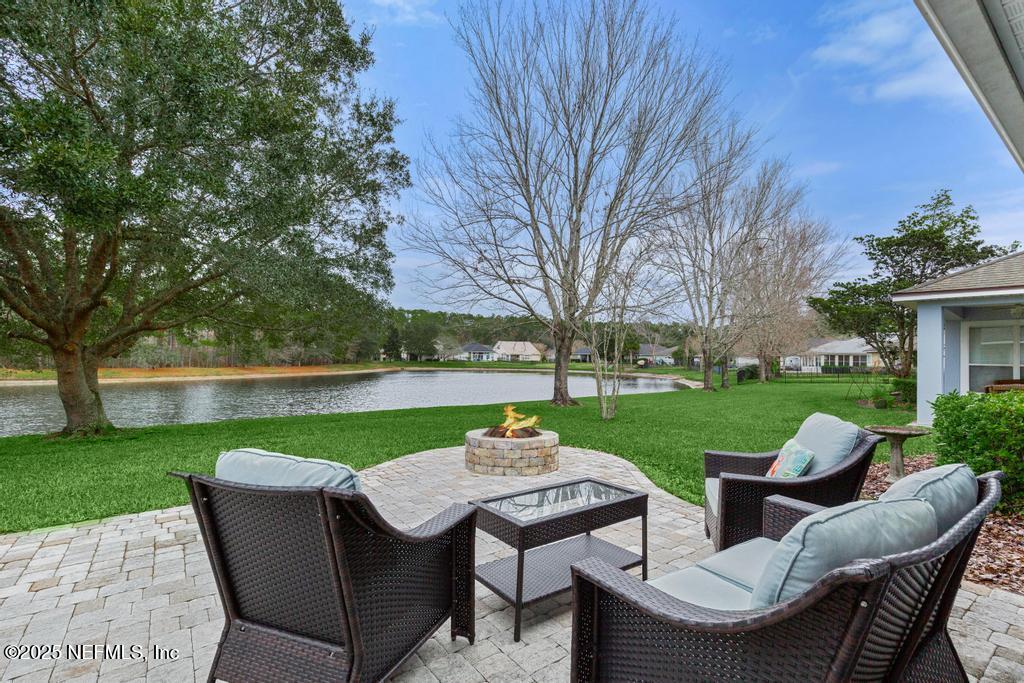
[[406, 0, 722, 405], [737, 217, 847, 381], [580, 244, 667, 419], [659, 122, 802, 391]]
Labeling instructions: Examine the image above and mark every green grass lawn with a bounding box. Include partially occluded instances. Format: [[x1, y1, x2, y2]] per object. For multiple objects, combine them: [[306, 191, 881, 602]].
[[0, 382, 926, 533]]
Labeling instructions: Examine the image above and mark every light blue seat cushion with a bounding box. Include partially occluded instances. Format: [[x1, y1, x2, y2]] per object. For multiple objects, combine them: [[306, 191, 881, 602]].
[[647, 566, 752, 610], [705, 478, 720, 511], [216, 448, 361, 490], [697, 537, 779, 591], [750, 498, 937, 608], [880, 463, 977, 534], [794, 412, 860, 475]]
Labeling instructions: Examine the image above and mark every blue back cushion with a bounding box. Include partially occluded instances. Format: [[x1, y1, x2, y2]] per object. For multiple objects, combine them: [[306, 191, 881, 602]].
[[880, 463, 977, 534], [750, 498, 937, 608], [216, 448, 361, 490], [794, 413, 860, 475]]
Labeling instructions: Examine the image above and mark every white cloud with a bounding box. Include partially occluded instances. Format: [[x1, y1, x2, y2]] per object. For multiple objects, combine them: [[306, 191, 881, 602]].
[[812, 1, 972, 104], [749, 24, 778, 44], [370, 0, 441, 26], [795, 160, 842, 178]]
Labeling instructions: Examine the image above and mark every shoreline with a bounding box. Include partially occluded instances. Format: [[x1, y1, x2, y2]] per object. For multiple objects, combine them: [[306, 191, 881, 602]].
[[0, 365, 697, 388]]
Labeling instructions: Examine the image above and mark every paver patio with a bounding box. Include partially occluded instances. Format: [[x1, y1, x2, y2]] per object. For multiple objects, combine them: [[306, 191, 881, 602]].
[[1, 446, 1022, 682]]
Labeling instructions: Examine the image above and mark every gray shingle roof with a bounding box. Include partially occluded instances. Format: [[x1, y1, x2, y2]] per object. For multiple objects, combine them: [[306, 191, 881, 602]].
[[461, 343, 494, 353], [895, 251, 1024, 297]]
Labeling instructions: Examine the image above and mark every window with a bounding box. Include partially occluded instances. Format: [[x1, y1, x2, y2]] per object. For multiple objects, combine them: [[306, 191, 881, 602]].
[[964, 323, 1021, 392], [852, 355, 867, 367]]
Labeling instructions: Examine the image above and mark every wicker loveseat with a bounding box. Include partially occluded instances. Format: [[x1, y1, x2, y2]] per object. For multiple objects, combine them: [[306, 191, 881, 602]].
[[572, 470, 1002, 682], [175, 472, 476, 683], [705, 414, 883, 551]]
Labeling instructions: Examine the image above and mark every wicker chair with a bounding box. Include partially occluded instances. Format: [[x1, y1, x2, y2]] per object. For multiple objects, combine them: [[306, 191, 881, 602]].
[[571, 472, 1002, 682], [174, 473, 477, 683], [704, 428, 884, 551]]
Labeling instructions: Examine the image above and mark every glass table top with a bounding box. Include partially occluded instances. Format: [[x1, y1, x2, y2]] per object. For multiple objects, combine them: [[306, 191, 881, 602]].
[[480, 480, 632, 522]]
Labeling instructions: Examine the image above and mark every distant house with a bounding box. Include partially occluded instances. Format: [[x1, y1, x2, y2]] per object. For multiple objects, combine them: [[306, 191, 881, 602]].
[[454, 342, 496, 362], [493, 341, 543, 362], [638, 344, 676, 366], [795, 338, 884, 372], [570, 347, 594, 363]]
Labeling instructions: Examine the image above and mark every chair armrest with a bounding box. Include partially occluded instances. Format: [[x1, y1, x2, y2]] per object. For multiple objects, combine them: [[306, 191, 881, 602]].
[[406, 502, 477, 540], [571, 556, 887, 681], [704, 450, 779, 479], [763, 495, 825, 541], [407, 502, 477, 643], [716, 473, 837, 549]]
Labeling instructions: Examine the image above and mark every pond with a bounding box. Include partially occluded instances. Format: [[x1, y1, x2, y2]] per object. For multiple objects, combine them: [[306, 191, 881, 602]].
[[0, 370, 677, 437]]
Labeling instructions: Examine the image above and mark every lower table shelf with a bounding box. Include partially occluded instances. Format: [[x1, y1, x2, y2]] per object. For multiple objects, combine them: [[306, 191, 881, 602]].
[[475, 534, 642, 606]]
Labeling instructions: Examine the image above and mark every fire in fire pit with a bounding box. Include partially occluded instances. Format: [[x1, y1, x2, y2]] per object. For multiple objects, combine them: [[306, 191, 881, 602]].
[[483, 405, 542, 439]]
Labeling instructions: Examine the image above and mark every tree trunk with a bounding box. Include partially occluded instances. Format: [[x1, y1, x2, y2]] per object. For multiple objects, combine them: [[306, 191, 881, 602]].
[[701, 346, 714, 391], [758, 352, 768, 383], [720, 356, 730, 389], [53, 344, 112, 435], [551, 326, 579, 405]]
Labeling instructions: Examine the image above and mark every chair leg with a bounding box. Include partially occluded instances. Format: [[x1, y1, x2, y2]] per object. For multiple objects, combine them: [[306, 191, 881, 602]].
[[899, 629, 968, 683]]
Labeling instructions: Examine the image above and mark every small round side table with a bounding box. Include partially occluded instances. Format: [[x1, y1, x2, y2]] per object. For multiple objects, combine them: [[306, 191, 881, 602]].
[[865, 424, 932, 482]]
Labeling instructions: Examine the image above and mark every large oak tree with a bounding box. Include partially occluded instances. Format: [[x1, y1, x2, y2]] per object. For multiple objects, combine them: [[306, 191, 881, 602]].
[[1, 0, 408, 434]]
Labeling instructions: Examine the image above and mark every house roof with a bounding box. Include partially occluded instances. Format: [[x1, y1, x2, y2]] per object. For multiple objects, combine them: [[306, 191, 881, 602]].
[[493, 341, 542, 356], [806, 338, 875, 355], [638, 344, 674, 356], [461, 342, 494, 353], [893, 251, 1024, 302], [915, 0, 1024, 170], [571, 347, 593, 355]]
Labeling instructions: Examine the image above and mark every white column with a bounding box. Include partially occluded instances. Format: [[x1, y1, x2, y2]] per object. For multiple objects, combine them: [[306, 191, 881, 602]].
[[916, 303, 943, 425]]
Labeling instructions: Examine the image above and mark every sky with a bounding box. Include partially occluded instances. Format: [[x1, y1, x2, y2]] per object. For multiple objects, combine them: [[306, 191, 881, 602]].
[[343, 0, 1024, 310]]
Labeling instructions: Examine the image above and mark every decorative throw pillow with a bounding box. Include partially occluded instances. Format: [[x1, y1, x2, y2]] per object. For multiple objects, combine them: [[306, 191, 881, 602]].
[[766, 439, 815, 478]]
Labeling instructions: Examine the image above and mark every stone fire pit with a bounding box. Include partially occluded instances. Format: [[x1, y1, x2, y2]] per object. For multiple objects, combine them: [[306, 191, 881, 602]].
[[465, 428, 559, 475]]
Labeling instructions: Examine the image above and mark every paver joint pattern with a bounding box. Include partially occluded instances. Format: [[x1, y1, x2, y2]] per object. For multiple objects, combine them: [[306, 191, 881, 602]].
[[1, 446, 1021, 682]]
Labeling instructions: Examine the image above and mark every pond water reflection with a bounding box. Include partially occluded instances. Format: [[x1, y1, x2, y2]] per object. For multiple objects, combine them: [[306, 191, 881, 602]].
[[0, 370, 676, 437]]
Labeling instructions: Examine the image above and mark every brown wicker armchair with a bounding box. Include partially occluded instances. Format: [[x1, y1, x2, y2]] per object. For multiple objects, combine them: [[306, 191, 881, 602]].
[[571, 472, 1002, 682], [704, 428, 883, 551], [174, 473, 476, 683]]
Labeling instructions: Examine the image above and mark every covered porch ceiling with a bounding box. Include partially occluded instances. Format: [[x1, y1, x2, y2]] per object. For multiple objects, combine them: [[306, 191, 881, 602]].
[[916, 0, 1024, 171]]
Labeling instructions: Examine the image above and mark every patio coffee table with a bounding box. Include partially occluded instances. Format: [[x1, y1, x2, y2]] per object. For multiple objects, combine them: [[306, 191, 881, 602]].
[[471, 477, 647, 641]]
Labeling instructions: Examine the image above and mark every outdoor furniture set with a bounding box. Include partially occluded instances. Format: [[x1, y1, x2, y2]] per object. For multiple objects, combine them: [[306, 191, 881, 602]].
[[175, 414, 1002, 682]]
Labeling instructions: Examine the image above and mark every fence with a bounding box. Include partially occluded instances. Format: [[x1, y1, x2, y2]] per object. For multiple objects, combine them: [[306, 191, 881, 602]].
[[776, 367, 897, 384]]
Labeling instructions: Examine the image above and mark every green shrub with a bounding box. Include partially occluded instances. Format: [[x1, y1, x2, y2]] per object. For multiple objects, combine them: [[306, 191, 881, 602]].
[[869, 384, 890, 409], [891, 377, 917, 404], [736, 364, 759, 383], [933, 391, 1024, 507]]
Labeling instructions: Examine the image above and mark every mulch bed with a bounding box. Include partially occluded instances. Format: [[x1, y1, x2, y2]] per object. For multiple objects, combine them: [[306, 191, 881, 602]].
[[862, 454, 1024, 594]]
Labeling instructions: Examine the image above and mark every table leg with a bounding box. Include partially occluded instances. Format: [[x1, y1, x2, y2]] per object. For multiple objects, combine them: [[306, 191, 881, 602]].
[[641, 513, 648, 580], [887, 437, 906, 482], [514, 548, 525, 642]]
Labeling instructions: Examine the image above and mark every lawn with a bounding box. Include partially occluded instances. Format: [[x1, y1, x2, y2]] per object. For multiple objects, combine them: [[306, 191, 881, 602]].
[[0, 381, 926, 533]]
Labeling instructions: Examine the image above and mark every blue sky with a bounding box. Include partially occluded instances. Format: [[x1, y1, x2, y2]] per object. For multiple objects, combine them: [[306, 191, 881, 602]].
[[344, 0, 1024, 309]]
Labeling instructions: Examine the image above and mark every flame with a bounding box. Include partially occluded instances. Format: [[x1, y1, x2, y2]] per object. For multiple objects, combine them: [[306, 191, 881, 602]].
[[496, 404, 541, 437]]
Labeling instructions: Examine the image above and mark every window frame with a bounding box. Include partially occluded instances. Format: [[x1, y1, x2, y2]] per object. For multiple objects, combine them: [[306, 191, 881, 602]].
[[960, 319, 1022, 392]]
